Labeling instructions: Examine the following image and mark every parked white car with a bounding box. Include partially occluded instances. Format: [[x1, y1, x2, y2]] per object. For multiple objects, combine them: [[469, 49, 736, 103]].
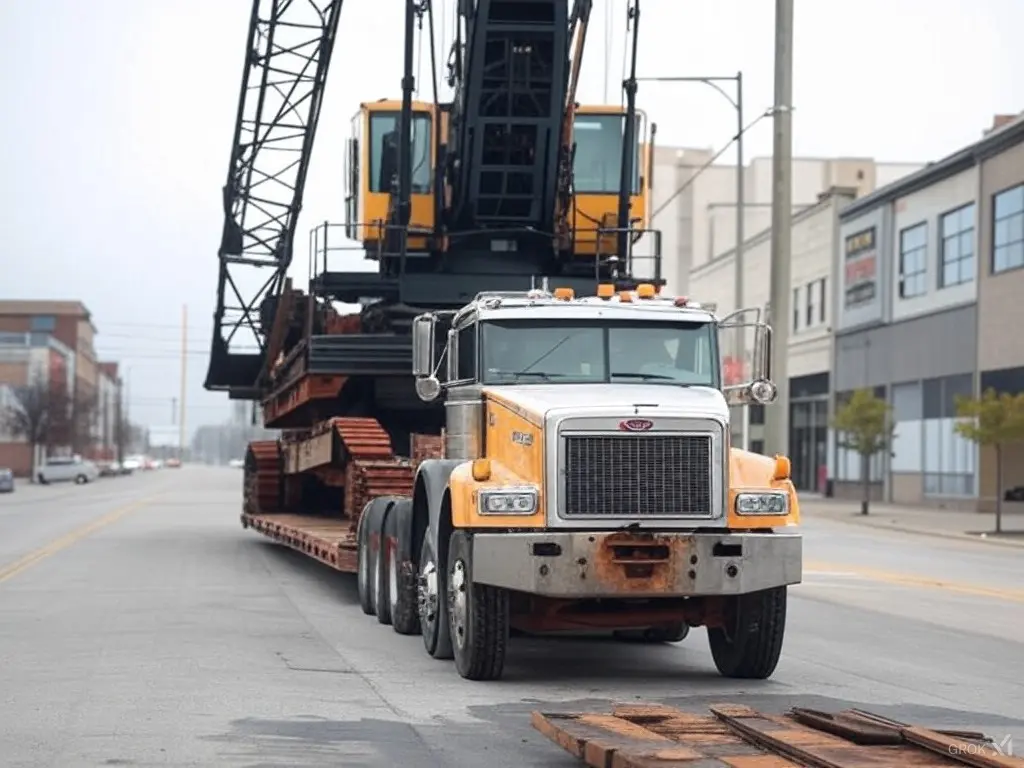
[[122, 455, 144, 471], [37, 456, 100, 485]]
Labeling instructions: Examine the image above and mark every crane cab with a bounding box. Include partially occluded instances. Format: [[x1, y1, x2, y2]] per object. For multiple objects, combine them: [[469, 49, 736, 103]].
[[570, 105, 653, 259], [343, 99, 654, 264], [344, 99, 439, 255]]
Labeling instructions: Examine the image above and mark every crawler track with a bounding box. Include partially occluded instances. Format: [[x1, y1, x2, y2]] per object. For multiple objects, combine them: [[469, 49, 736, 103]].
[[533, 703, 1023, 768], [243, 440, 283, 515], [240, 417, 432, 573]]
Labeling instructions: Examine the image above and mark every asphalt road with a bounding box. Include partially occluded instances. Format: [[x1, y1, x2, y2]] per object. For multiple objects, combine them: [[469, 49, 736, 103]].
[[1, 467, 1022, 767]]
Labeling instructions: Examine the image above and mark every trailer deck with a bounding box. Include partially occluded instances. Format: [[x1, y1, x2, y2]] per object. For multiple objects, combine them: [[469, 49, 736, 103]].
[[533, 703, 1022, 768], [241, 513, 358, 572]]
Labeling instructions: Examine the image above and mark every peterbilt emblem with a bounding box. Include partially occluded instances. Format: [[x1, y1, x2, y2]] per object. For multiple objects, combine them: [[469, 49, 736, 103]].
[[619, 418, 653, 432]]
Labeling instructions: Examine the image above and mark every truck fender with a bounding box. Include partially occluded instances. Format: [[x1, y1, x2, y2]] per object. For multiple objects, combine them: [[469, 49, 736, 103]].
[[412, 458, 463, 559]]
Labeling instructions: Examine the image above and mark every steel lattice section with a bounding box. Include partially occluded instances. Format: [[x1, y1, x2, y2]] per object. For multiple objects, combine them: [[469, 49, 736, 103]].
[[207, 0, 344, 395]]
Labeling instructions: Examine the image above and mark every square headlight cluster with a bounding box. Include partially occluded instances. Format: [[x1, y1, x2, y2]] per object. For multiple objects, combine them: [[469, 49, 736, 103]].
[[735, 491, 788, 515], [478, 486, 539, 515]]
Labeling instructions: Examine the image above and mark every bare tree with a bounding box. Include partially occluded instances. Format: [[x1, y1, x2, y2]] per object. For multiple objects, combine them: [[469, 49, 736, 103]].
[[70, 386, 99, 455], [0, 380, 53, 479]]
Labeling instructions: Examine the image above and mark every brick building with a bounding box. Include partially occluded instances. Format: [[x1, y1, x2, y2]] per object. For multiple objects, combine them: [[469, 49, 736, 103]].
[[0, 301, 121, 476]]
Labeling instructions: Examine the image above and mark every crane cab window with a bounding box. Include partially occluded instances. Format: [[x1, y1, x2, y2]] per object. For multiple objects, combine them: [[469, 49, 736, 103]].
[[572, 114, 641, 195], [368, 111, 432, 194], [480, 319, 718, 387]]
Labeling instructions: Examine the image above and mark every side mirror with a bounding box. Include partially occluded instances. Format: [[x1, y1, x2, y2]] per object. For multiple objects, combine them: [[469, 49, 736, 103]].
[[412, 314, 436, 377], [720, 308, 777, 407], [412, 313, 441, 402]]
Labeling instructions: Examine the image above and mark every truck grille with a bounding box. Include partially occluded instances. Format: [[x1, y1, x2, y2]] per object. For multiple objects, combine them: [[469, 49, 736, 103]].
[[562, 434, 713, 517]]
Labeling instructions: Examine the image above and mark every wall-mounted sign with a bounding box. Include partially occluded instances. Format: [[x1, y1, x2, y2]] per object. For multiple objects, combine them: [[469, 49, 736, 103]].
[[844, 226, 877, 308]]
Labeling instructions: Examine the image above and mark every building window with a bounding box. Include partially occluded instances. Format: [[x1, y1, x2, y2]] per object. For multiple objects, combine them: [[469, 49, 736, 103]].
[[749, 404, 765, 425], [792, 286, 801, 332], [921, 373, 976, 496], [804, 277, 826, 327], [898, 222, 928, 298], [993, 183, 1024, 274], [30, 315, 56, 332], [939, 203, 975, 287]]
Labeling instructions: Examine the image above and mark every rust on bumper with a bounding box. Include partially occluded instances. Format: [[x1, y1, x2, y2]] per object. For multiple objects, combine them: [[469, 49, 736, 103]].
[[470, 530, 801, 599]]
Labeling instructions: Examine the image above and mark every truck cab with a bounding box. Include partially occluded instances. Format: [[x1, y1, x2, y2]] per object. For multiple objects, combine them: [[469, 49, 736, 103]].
[[408, 285, 802, 681]]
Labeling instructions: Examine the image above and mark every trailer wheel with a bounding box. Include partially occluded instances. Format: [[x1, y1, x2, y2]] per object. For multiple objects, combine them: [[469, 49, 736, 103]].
[[356, 498, 393, 617], [356, 503, 375, 615], [708, 586, 787, 680], [447, 531, 509, 681], [385, 499, 420, 635], [418, 534, 453, 659], [375, 502, 394, 626]]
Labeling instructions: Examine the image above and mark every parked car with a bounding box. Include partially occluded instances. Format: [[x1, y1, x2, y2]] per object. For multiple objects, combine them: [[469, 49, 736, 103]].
[[37, 456, 100, 485], [165, 458, 181, 468], [99, 461, 122, 477], [0, 467, 14, 493], [122, 455, 144, 472], [228, 458, 244, 469]]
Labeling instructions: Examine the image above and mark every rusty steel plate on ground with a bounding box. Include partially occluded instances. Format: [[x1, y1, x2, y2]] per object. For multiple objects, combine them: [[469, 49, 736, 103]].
[[532, 703, 1024, 768]]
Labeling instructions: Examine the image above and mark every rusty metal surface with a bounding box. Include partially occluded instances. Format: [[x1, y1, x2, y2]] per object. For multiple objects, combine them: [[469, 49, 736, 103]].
[[332, 418, 416, 531], [590, 532, 687, 594], [243, 441, 283, 515], [240, 416, 418, 574], [242, 513, 358, 572], [532, 703, 1024, 768]]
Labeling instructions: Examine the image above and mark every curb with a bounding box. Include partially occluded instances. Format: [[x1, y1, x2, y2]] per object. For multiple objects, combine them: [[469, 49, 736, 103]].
[[806, 514, 1024, 550]]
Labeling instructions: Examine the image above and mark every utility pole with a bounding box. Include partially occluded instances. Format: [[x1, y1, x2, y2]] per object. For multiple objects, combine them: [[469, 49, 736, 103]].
[[762, 0, 795, 457], [179, 304, 188, 461]]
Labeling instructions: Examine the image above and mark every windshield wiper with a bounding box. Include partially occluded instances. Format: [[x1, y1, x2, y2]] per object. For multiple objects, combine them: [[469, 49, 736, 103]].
[[492, 371, 569, 381], [611, 372, 677, 381], [515, 334, 576, 375]]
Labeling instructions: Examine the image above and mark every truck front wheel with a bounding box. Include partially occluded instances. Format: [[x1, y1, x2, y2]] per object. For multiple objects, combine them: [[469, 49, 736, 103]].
[[447, 531, 509, 681], [708, 586, 787, 680]]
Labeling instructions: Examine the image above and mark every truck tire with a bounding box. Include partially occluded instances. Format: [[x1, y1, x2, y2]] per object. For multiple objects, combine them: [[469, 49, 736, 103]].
[[418, 534, 453, 659], [447, 530, 509, 681], [708, 586, 787, 680], [357, 498, 394, 617], [375, 502, 394, 626], [384, 499, 420, 636]]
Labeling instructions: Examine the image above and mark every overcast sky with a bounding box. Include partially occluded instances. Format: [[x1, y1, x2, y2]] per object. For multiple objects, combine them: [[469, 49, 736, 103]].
[[1, 0, 1022, 437]]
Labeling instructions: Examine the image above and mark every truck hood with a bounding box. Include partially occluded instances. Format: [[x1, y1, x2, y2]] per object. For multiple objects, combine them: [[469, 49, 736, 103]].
[[484, 383, 730, 422]]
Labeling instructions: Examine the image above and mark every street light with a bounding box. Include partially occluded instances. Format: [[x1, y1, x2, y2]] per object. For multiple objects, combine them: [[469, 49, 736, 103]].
[[637, 72, 749, 449]]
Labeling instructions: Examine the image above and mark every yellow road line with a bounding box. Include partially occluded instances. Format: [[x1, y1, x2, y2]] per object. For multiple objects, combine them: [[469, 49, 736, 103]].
[[804, 560, 1024, 603], [0, 495, 157, 585]]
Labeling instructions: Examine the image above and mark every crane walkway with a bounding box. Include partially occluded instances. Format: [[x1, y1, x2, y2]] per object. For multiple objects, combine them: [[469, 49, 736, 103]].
[[533, 703, 1023, 768]]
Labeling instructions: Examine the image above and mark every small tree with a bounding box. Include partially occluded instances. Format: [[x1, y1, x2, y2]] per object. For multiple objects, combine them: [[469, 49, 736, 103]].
[[954, 388, 1024, 534], [0, 380, 53, 480], [831, 388, 896, 516]]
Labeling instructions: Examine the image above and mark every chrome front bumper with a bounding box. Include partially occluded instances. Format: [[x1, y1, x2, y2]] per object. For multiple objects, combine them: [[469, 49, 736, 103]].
[[470, 530, 802, 599]]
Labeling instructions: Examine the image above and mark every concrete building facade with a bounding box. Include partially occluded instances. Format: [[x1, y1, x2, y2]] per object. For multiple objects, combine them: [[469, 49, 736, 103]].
[[688, 187, 857, 491], [831, 114, 1024, 509], [650, 145, 923, 296]]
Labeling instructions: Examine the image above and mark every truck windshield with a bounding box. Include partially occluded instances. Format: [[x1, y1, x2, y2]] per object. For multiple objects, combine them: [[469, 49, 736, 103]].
[[480, 319, 718, 387]]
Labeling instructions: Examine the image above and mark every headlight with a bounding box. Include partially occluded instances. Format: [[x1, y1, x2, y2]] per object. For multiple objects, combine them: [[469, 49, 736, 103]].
[[478, 486, 539, 515], [735, 491, 788, 515]]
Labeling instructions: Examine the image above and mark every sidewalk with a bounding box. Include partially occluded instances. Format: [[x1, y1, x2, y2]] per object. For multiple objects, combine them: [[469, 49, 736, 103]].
[[799, 495, 1024, 549]]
